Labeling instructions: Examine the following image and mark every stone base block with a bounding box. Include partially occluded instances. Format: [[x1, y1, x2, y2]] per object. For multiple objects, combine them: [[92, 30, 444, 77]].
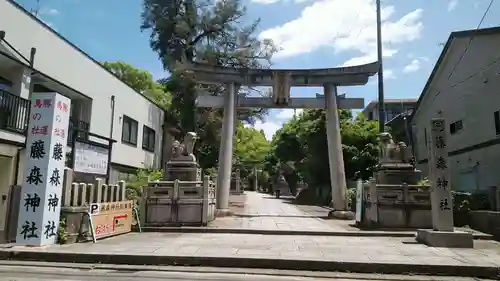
[[215, 209, 233, 217], [416, 229, 473, 248], [328, 210, 355, 220]]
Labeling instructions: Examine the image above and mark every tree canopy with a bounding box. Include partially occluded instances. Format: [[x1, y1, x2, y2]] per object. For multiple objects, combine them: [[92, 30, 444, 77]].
[[102, 61, 171, 109], [234, 123, 270, 165], [140, 0, 277, 171], [266, 109, 379, 199]]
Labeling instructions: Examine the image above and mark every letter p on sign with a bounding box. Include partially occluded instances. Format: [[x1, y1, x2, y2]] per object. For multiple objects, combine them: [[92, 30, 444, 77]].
[[90, 203, 100, 215]]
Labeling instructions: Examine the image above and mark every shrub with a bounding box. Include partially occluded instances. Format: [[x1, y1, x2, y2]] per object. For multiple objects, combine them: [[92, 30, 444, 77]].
[[346, 187, 357, 211], [126, 167, 163, 201]]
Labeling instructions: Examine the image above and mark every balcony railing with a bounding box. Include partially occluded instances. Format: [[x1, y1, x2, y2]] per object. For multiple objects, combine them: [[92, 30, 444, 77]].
[[68, 118, 90, 145], [0, 89, 30, 134]]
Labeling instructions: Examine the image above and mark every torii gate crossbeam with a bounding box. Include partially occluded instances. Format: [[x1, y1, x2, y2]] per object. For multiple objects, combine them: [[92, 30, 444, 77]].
[[181, 61, 379, 218]]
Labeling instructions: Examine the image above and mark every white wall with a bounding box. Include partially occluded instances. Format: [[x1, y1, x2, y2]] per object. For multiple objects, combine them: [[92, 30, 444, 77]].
[[412, 32, 500, 191], [0, 0, 164, 170]]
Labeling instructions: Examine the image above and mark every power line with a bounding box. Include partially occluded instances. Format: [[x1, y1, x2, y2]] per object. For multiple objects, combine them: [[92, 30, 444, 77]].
[[477, 0, 495, 29], [447, 0, 495, 81]]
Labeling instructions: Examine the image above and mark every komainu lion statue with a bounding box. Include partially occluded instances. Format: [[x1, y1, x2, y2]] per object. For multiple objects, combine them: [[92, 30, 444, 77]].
[[379, 132, 411, 163], [170, 132, 198, 160]]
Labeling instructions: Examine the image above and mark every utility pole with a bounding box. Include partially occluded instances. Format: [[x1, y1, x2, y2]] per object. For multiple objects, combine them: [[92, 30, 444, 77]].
[[376, 0, 385, 133]]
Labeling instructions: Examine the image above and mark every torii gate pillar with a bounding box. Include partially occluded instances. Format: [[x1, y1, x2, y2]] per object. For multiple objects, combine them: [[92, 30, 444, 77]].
[[216, 83, 236, 214], [324, 84, 351, 218]]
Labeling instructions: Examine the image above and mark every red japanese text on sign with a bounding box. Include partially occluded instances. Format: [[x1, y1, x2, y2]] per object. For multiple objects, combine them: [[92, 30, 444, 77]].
[[33, 99, 52, 108], [94, 224, 111, 235], [56, 101, 69, 112], [31, 126, 49, 136]]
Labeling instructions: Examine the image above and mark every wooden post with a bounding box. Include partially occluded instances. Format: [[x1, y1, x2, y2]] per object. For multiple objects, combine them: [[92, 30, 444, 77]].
[[62, 168, 73, 207], [95, 178, 103, 203], [202, 175, 210, 225], [78, 183, 86, 206], [118, 181, 126, 201]]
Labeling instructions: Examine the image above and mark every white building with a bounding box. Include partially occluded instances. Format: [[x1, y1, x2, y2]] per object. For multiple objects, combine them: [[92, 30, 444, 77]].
[[411, 26, 500, 193], [0, 0, 165, 237]]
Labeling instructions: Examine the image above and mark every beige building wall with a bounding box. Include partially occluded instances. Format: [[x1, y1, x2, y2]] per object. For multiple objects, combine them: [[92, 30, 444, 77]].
[[412, 30, 500, 193]]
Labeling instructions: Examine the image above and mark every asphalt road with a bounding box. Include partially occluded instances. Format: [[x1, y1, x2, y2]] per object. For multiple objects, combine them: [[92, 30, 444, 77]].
[[0, 266, 324, 281], [0, 262, 493, 281]]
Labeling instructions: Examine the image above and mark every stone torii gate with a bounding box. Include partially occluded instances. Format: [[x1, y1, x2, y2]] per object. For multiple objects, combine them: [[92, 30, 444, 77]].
[[180, 62, 379, 217]]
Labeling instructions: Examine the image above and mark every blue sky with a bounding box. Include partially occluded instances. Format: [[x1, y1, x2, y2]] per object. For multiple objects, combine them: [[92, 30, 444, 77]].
[[15, 0, 500, 139]]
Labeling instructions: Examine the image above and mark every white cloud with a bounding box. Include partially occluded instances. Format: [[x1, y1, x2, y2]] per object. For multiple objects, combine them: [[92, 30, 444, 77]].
[[448, 0, 458, 11], [41, 8, 59, 15], [245, 109, 303, 140], [367, 68, 395, 85], [403, 57, 427, 73], [259, 0, 424, 65], [403, 59, 420, 73], [252, 0, 280, 4], [384, 69, 396, 79], [245, 120, 281, 140], [275, 109, 303, 119]]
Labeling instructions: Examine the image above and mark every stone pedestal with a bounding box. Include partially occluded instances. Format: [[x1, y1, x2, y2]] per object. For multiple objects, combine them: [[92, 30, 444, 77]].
[[375, 165, 422, 185], [165, 161, 200, 181], [416, 229, 473, 248], [60, 206, 90, 244], [358, 133, 430, 229]]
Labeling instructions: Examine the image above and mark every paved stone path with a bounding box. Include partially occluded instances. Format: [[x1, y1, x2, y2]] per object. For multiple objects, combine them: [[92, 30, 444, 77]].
[[209, 192, 487, 238], [210, 192, 343, 231], [4, 232, 500, 268]]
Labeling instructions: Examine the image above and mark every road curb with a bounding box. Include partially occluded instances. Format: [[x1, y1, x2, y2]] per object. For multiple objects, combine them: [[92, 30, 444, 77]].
[[140, 227, 492, 239], [1, 250, 499, 279]]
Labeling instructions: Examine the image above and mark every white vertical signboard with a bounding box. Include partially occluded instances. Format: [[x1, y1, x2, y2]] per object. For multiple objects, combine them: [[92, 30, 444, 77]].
[[428, 118, 454, 232], [16, 93, 70, 246]]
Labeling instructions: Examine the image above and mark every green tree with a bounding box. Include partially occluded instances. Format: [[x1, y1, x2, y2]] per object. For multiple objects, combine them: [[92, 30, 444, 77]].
[[234, 123, 270, 165], [141, 0, 277, 170], [233, 123, 271, 185], [102, 61, 171, 109], [267, 109, 380, 200]]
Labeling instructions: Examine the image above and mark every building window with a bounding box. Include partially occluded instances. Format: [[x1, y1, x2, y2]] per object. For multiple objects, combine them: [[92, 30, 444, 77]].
[[495, 111, 500, 135], [121, 115, 138, 145], [142, 125, 155, 152], [450, 120, 463, 135], [424, 128, 428, 147]]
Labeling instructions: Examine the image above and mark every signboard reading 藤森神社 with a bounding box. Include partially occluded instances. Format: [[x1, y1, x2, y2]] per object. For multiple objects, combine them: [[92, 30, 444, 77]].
[[89, 201, 133, 239], [15, 92, 70, 246]]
